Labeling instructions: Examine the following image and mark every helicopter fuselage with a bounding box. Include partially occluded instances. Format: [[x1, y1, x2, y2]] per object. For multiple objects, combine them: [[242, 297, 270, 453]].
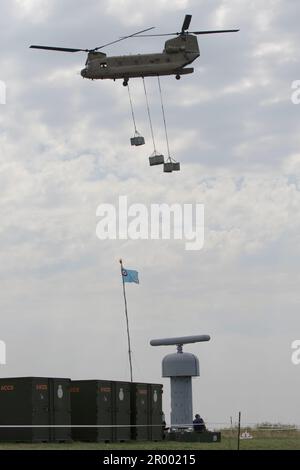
[[81, 34, 200, 82]]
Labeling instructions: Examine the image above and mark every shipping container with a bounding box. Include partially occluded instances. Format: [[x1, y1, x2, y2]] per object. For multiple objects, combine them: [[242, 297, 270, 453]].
[[0, 377, 71, 442], [70, 380, 131, 442], [70, 380, 163, 442], [149, 154, 164, 166], [131, 383, 150, 441], [149, 384, 164, 441], [113, 381, 131, 442], [131, 383, 163, 441]]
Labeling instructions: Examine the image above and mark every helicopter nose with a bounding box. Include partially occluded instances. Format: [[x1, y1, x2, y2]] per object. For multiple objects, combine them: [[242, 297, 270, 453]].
[[81, 68, 87, 78]]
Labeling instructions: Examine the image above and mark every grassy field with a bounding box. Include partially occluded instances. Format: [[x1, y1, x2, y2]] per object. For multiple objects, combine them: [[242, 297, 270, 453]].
[[0, 430, 299, 450]]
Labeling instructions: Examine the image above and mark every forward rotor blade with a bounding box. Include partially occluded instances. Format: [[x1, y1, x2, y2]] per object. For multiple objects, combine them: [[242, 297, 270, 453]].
[[182, 14, 192, 32], [191, 29, 240, 34], [30, 27, 155, 55], [30, 45, 88, 53], [124, 33, 177, 37], [94, 26, 155, 51]]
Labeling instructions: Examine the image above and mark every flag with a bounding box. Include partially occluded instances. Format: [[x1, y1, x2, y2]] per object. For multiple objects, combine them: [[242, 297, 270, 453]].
[[122, 268, 139, 284]]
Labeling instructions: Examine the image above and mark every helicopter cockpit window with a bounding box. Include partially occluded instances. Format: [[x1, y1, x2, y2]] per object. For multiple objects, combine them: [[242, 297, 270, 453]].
[[100, 63, 107, 69]]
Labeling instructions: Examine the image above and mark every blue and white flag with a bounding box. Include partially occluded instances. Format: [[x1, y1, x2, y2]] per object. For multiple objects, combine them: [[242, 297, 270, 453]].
[[122, 268, 139, 284]]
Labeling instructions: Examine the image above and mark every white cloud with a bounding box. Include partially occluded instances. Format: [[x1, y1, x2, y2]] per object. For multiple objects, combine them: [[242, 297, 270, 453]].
[[105, 0, 190, 26], [13, 0, 52, 22]]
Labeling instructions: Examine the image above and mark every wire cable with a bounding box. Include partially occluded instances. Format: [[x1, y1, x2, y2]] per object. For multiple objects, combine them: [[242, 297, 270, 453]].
[[158, 76, 171, 160], [127, 83, 137, 133], [142, 77, 157, 153]]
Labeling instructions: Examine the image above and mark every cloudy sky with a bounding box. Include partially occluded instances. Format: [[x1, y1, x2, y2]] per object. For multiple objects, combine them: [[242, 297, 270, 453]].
[[0, 0, 300, 427]]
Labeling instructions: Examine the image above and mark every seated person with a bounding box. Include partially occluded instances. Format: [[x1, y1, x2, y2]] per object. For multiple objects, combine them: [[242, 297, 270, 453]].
[[193, 414, 206, 433]]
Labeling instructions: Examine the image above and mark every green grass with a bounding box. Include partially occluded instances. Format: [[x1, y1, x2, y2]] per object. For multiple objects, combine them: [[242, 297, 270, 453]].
[[0, 431, 299, 451]]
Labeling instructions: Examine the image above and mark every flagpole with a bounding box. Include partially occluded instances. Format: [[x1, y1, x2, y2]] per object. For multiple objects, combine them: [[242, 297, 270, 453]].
[[119, 259, 133, 383]]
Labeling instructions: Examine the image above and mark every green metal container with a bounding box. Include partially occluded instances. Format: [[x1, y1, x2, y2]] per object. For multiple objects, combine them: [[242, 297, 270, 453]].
[[0, 377, 71, 443], [172, 162, 181, 171], [131, 383, 150, 441], [149, 154, 165, 166], [70, 380, 131, 442], [113, 381, 131, 442], [164, 162, 174, 173], [131, 383, 164, 441], [131, 136, 145, 146], [71, 380, 163, 442], [71, 380, 113, 442], [149, 384, 164, 441]]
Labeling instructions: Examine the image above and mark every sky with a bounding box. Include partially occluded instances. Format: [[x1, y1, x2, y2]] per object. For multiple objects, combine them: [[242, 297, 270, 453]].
[[0, 0, 300, 427]]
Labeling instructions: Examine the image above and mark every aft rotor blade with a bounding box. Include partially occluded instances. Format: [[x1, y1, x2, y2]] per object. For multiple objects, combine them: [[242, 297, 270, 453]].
[[182, 14, 192, 32], [191, 29, 240, 34], [30, 45, 88, 53], [125, 29, 240, 37], [94, 26, 155, 51]]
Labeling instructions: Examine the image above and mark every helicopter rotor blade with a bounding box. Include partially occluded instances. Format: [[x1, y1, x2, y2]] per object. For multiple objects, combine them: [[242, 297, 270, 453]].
[[191, 29, 240, 35], [182, 14, 192, 32], [31, 25, 239, 54], [124, 33, 177, 37], [93, 26, 155, 51], [30, 27, 155, 54], [30, 45, 88, 53], [123, 29, 239, 38]]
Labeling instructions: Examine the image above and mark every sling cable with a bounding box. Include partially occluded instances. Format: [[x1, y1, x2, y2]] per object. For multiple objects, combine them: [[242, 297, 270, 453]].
[[142, 77, 165, 167], [157, 76, 180, 173], [128, 83, 145, 147]]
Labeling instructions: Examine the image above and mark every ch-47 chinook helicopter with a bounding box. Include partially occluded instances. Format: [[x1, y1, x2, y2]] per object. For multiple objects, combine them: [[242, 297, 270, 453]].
[[30, 14, 239, 86]]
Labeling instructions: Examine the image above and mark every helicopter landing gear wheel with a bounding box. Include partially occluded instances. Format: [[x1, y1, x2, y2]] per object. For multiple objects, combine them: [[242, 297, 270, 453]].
[[123, 79, 129, 87], [176, 74, 181, 80]]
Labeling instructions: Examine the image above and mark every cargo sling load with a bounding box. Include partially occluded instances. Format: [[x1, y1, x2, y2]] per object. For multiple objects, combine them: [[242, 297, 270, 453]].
[[128, 84, 145, 147], [30, 14, 238, 171]]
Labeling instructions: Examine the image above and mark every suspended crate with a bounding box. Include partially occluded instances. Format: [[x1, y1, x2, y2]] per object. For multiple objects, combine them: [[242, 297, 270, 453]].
[[131, 131, 145, 147], [163, 162, 174, 173], [172, 162, 181, 171], [149, 152, 165, 166], [164, 158, 181, 173]]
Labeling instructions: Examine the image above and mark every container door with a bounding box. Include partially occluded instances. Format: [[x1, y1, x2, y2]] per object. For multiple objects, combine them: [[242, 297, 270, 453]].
[[0, 378, 33, 442], [70, 381, 98, 442], [150, 384, 163, 441], [51, 379, 71, 442], [97, 382, 113, 442], [113, 382, 131, 442], [32, 379, 50, 442], [134, 384, 150, 441]]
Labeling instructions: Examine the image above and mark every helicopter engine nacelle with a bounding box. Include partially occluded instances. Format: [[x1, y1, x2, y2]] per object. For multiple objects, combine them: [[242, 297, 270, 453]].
[[86, 51, 107, 62], [164, 35, 199, 56], [83, 51, 108, 77]]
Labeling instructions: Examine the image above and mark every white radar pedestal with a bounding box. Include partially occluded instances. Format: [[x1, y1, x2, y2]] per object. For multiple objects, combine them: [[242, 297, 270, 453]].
[[150, 335, 210, 429]]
